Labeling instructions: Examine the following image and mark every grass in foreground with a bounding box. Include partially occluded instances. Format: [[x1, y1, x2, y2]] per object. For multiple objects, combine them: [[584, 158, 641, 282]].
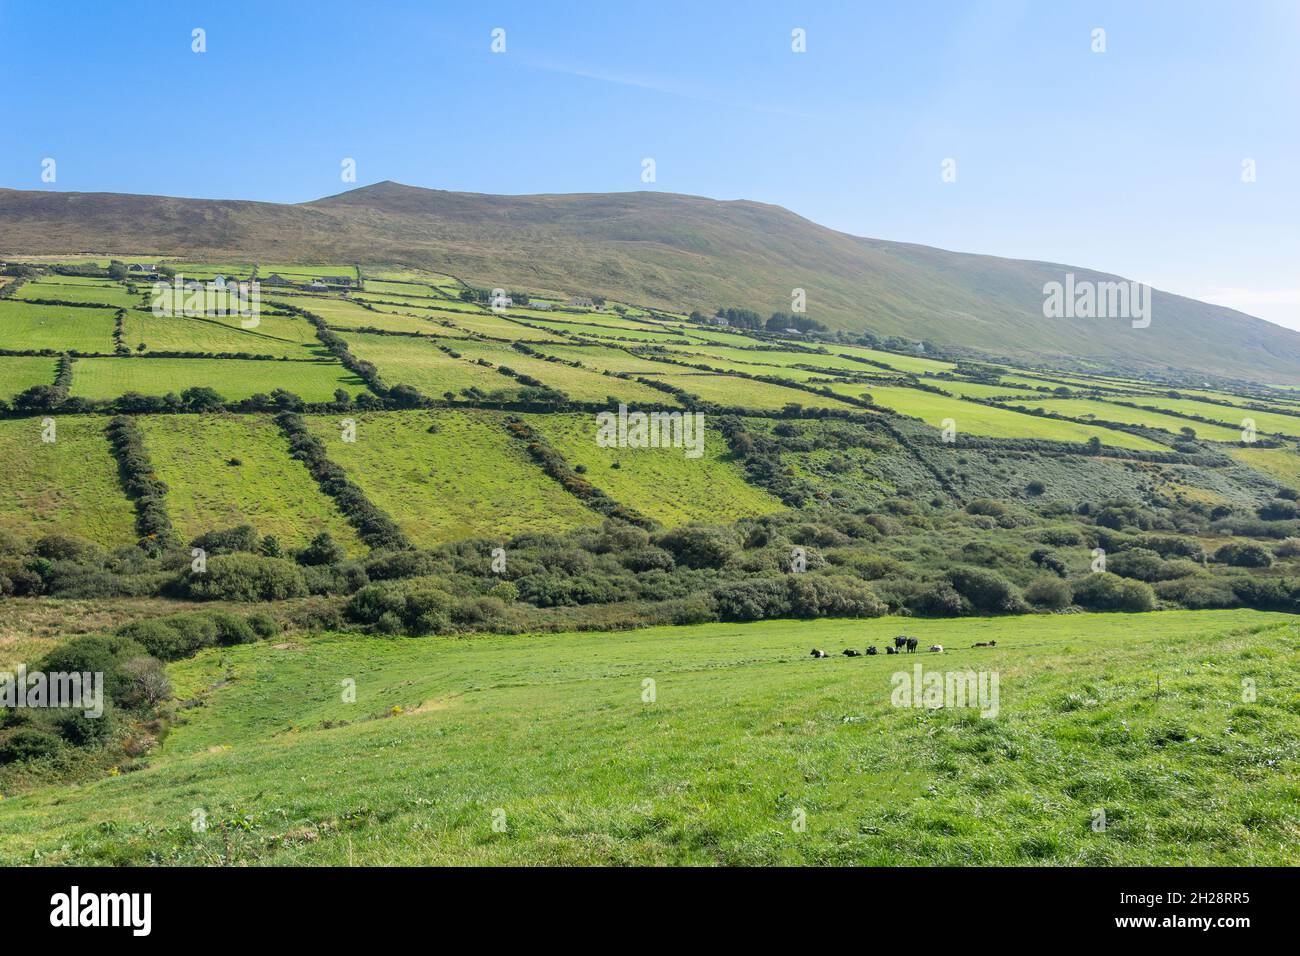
[[0, 610, 1294, 865]]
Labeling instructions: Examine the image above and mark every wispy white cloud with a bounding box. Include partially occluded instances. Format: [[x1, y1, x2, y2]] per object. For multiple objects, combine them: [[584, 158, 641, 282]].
[[521, 58, 828, 121]]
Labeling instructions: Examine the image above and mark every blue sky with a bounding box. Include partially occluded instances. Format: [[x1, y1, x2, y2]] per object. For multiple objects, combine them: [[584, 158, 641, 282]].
[[4, 0, 1298, 329]]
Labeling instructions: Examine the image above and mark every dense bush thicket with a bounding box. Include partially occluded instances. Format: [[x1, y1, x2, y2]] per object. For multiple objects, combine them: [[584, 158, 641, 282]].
[[105, 416, 178, 553]]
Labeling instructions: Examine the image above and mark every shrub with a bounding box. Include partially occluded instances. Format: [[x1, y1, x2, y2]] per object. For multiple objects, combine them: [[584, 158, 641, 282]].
[[1025, 575, 1072, 610], [948, 567, 1027, 613], [655, 526, 738, 569], [785, 574, 885, 618], [1274, 537, 1300, 558], [297, 532, 346, 566], [1213, 542, 1273, 568], [346, 584, 407, 624], [909, 581, 968, 615], [712, 577, 791, 621], [38, 633, 147, 700], [0, 727, 63, 764], [192, 525, 260, 555], [178, 554, 308, 601], [404, 587, 455, 634], [620, 548, 675, 572], [1071, 572, 1155, 612], [116, 656, 172, 710]]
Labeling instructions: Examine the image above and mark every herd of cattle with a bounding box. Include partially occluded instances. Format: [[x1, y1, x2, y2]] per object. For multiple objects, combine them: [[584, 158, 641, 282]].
[[808, 637, 998, 658]]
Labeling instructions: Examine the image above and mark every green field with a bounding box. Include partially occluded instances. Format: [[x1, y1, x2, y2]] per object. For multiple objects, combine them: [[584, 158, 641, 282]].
[[653, 371, 856, 411], [529, 412, 784, 526], [341, 333, 515, 397], [837, 344, 957, 375], [451, 339, 679, 405], [290, 297, 453, 335], [69, 357, 364, 402], [1008, 396, 1245, 442], [258, 264, 358, 281], [531, 344, 688, 376], [0, 300, 117, 352], [302, 410, 599, 546], [1228, 445, 1300, 493], [0, 416, 136, 547], [137, 414, 366, 553], [833, 384, 1166, 449], [1125, 395, 1300, 440], [0, 610, 1293, 865], [0, 355, 57, 399], [16, 280, 144, 309], [929, 379, 1044, 400], [121, 310, 326, 358]]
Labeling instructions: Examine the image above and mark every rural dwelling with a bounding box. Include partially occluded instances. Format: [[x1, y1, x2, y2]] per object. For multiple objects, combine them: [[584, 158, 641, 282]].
[[322, 275, 353, 287], [127, 263, 158, 274], [309, 279, 328, 290], [261, 273, 293, 286], [568, 296, 595, 308], [710, 316, 729, 326]]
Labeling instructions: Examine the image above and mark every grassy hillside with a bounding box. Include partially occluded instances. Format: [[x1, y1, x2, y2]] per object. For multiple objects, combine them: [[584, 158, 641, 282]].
[[0, 355, 57, 400], [0, 416, 136, 546], [5, 182, 1299, 384], [528, 412, 784, 526], [69, 357, 364, 402], [137, 414, 366, 553], [0, 610, 1293, 865], [301, 410, 599, 546]]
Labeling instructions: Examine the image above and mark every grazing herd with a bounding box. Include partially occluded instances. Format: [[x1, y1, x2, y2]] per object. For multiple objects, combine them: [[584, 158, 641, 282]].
[[809, 637, 998, 659]]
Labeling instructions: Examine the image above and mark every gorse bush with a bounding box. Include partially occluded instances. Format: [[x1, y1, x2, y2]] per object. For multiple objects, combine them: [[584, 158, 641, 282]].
[[1070, 572, 1156, 612], [177, 554, 308, 601]]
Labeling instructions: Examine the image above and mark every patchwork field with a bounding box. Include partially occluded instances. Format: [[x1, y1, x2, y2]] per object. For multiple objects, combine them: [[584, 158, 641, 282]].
[[529, 412, 784, 526], [1126, 395, 1300, 439], [1006, 396, 1245, 442], [302, 410, 598, 546], [137, 414, 366, 553], [0, 355, 57, 399], [121, 310, 326, 359], [0, 416, 136, 546], [69, 357, 364, 402], [15, 280, 144, 309], [652, 371, 857, 410], [341, 333, 515, 396], [0, 300, 117, 352], [450, 339, 679, 405], [834, 384, 1166, 449], [291, 297, 454, 335]]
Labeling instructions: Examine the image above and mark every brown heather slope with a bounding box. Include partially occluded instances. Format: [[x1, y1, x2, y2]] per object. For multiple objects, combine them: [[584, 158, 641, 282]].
[[1, 181, 1296, 384]]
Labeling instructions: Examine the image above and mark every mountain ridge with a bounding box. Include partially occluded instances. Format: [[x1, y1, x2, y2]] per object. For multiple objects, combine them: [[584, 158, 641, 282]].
[[2, 181, 1296, 384]]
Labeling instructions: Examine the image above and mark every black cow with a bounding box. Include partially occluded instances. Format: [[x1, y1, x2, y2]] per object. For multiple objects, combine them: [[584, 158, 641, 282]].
[[810, 648, 828, 658], [843, 649, 861, 657], [893, 635, 908, 651], [885, 646, 898, 655], [905, 637, 919, 653], [865, 646, 878, 656]]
